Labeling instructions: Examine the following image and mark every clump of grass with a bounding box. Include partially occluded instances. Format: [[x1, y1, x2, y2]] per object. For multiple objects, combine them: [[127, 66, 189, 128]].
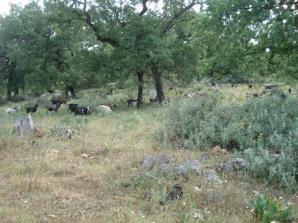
[[251, 194, 293, 223]]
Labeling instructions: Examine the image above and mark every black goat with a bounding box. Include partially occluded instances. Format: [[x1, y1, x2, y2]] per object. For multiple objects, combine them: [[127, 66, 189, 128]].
[[288, 88, 292, 94], [26, 104, 38, 113], [74, 106, 90, 116], [127, 99, 143, 108], [127, 99, 138, 108], [47, 102, 60, 113], [51, 98, 67, 106], [68, 103, 79, 113]]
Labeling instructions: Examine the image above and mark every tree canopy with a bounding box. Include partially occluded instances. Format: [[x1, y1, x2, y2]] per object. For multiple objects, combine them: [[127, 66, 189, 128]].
[[0, 0, 297, 100]]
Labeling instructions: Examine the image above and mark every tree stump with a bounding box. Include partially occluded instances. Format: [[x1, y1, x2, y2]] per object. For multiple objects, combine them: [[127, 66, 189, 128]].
[[13, 114, 34, 137]]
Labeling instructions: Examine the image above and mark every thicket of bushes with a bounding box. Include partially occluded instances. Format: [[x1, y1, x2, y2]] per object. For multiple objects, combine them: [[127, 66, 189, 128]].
[[158, 93, 298, 191]]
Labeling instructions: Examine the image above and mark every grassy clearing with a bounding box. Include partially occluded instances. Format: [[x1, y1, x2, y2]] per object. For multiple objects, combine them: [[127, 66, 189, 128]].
[[0, 84, 297, 222]]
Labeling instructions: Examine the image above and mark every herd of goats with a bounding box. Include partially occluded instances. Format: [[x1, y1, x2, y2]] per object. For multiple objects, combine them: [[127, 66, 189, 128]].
[[3, 91, 158, 116], [5, 99, 93, 116], [3, 82, 294, 116]]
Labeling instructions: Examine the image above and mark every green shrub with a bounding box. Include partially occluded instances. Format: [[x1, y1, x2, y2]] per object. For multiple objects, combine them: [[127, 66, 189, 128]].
[[158, 92, 220, 149], [158, 95, 298, 190], [243, 143, 297, 191], [251, 194, 293, 223]]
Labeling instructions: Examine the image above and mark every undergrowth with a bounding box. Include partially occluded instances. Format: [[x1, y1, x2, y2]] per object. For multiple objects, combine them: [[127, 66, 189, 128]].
[[158, 94, 298, 191]]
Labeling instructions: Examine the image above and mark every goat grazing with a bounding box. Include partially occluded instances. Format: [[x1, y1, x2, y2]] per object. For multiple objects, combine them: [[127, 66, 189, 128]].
[[5, 107, 17, 114], [74, 106, 90, 116], [127, 99, 143, 108], [26, 104, 38, 114], [68, 103, 78, 113], [47, 102, 60, 113], [127, 99, 138, 108], [98, 105, 112, 113], [51, 97, 67, 106]]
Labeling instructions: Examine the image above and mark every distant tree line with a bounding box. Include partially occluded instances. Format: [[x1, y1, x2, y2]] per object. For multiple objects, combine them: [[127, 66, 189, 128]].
[[0, 0, 297, 101]]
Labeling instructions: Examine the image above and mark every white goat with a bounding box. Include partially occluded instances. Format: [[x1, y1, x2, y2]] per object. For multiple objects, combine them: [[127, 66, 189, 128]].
[[5, 107, 17, 114], [98, 105, 112, 113]]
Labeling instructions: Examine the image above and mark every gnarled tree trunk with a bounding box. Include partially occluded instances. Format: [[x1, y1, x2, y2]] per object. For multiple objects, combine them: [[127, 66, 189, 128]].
[[137, 71, 144, 108], [151, 64, 165, 103]]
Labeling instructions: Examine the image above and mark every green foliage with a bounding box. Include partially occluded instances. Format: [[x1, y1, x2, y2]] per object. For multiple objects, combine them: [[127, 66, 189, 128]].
[[158, 94, 298, 190], [244, 146, 297, 192], [252, 194, 293, 223], [1, 0, 297, 99], [158, 92, 220, 149]]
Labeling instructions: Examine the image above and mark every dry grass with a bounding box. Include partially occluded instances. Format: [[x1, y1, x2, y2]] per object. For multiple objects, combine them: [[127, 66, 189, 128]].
[[0, 86, 297, 223]]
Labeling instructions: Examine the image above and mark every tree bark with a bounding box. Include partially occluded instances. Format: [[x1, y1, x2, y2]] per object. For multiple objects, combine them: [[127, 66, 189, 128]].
[[6, 83, 12, 101], [6, 62, 19, 100], [13, 87, 19, 96], [137, 71, 144, 108], [6, 69, 13, 101], [65, 85, 76, 98], [151, 64, 165, 103]]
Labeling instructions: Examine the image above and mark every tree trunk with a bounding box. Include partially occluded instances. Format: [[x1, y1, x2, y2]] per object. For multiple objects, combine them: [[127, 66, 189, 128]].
[[6, 62, 17, 101], [13, 87, 19, 97], [65, 85, 76, 98], [151, 64, 165, 103], [6, 84, 12, 101], [137, 71, 144, 108], [6, 73, 13, 101]]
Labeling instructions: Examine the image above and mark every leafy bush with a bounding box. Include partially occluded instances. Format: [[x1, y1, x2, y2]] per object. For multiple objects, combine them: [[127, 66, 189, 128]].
[[158, 92, 220, 149], [251, 194, 293, 223], [158, 94, 298, 190]]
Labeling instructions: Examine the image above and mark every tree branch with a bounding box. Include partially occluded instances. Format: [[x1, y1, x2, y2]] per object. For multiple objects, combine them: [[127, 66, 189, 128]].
[[161, 0, 205, 35], [139, 0, 149, 16], [82, 12, 119, 47], [71, 2, 119, 47]]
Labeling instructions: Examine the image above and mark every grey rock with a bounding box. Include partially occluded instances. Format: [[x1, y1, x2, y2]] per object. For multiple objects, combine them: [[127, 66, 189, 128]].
[[140, 155, 156, 170], [175, 165, 189, 176], [174, 160, 202, 176], [202, 169, 221, 184], [13, 114, 34, 137], [183, 160, 202, 173], [198, 152, 209, 162], [158, 154, 171, 165], [156, 163, 175, 176], [204, 191, 224, 204], [217, 158, 249, 172]]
